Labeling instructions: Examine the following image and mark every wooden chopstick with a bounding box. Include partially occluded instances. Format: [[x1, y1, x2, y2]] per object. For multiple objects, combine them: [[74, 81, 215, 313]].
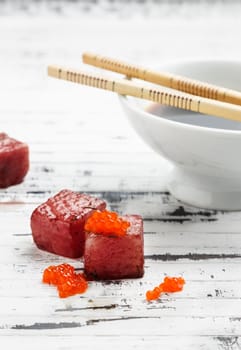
[[82, 52, 241, 107], [48, 65, 241, 122]]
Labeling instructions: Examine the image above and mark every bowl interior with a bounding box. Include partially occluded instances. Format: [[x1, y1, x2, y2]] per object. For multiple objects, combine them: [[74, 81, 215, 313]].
[[126, 59, 241, 131]]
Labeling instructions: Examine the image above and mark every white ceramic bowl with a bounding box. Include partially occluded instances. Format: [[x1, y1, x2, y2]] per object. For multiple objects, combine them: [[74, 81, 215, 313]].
[[119, 59, 241, 210]]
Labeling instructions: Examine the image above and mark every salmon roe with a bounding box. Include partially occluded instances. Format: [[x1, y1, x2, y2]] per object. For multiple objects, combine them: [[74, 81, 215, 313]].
[[146, 276, 185, 301], [42, 263, 88, 298], [84, 210, 130, 237]]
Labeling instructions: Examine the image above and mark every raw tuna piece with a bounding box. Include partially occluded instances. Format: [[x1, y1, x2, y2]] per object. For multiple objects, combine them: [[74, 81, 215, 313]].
[[84, 215, 144, 280], [31, 189, 106, 258], [0, 133, 29, 188]]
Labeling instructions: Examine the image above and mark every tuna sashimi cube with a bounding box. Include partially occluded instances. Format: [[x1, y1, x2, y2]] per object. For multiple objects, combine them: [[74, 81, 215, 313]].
[[0, 133, 29, 188], [84, 215, 144, 280], [31, 189, 106, 258]]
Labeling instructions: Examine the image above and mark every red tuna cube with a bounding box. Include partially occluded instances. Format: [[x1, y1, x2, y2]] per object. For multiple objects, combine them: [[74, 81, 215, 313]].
[[84, 215, 144, 280], [31, 189, 106, 258], [0, 133, 29, 188]]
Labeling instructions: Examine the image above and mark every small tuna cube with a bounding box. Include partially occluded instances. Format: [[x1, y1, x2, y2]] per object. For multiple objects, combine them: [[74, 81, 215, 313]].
[[0, 133, 29, 188], [31, 189, 106, 258], [84, 215, 144, 280]]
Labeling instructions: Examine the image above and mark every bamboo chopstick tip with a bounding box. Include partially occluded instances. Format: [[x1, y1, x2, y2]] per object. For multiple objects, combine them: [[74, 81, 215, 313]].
[[82, 52, 97, 63], [47, 65, 58, 78], [47, 65, 65, 79]]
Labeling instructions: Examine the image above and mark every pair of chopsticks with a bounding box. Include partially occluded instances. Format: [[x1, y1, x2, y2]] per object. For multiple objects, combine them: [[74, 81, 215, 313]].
[[48, 53, 241, 122]]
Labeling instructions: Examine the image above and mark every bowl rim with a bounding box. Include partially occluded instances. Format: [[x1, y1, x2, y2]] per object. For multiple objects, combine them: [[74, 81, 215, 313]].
[[118, 57, 241, 137]]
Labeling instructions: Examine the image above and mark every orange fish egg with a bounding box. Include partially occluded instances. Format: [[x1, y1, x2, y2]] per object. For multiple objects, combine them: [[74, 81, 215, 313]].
[[146, 276, 185, 301], [84, 210, 130, 237]]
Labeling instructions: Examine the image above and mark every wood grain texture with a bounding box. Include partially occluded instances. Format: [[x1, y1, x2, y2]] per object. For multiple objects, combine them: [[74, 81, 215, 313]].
[[48, 63, 241, 122], [82, 52, 241, 105], [1, 1, 241, 349]]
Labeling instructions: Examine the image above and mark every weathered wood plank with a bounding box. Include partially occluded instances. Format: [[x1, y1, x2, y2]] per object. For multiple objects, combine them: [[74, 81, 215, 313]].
[[1, 315, 241, 337], [3, 293, 241, 318], [0, 335, 240, 350]]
